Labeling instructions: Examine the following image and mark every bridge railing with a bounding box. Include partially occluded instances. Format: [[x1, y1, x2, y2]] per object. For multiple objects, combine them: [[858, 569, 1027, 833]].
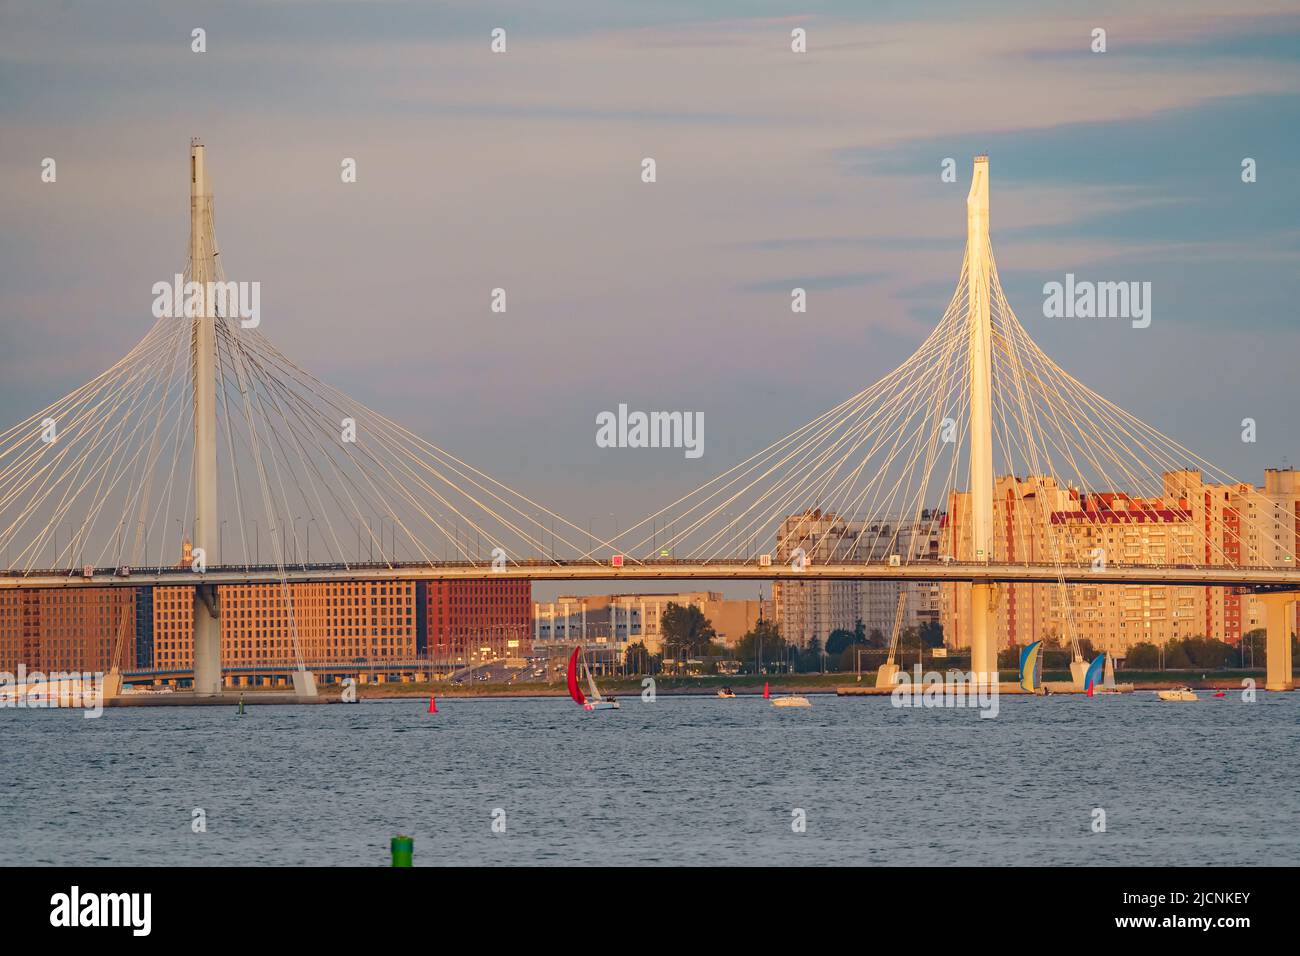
[[0, 555, 1249, 577]]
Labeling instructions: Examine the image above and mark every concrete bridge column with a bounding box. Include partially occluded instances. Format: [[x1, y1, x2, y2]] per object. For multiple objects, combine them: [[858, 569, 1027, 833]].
[[1261, 592, 1295, 691], [965, 156, 997, 686], [190, 141, 222, 697], [193, 583, 221, 696], [970, 585, 998, 681]]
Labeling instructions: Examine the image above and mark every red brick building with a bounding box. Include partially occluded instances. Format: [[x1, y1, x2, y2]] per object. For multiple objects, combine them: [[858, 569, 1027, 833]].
[[426, 579, 531, 663]]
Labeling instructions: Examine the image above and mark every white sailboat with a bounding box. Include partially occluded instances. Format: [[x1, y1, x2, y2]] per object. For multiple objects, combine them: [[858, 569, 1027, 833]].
[[1094, 652, 1134, 694]]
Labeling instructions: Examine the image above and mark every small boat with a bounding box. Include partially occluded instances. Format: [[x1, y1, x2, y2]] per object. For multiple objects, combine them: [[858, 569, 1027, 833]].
[[717, 687, 736, 699], [1156, 686, 1197, 702], [566, 645, 619, 711], [764, 680, 810, 708], [771, 695, 811, 708], [1213, 690, 1226, 698]]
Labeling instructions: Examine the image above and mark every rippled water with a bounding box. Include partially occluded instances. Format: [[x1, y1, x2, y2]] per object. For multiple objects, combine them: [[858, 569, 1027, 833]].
[[2, 691, 1296, 866]]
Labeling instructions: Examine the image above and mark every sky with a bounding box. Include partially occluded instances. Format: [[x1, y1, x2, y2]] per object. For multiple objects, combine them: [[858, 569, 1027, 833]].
[[2, 0, 1299, 599]]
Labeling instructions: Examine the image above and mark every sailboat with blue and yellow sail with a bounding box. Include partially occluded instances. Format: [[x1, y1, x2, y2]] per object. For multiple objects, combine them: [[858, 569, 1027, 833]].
[[1019, 641, 1043, 694]]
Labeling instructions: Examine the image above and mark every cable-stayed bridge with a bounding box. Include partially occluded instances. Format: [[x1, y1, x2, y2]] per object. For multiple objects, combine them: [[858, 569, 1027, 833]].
[[2, 145, 1296, 694]]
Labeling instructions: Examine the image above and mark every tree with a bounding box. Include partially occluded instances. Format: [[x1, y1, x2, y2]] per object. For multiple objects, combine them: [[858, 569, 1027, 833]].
[[1181, 636, 1234, 669], [919, 621, 944, 648], [1241, 628, 1266, 667], [624, 640, 657, 675], [735, 618, 786, 672], [1236, 629, 1297, 668], [797, 636, 824, 673], [824, 620, 870, 657], [866, 628, 886, 649], [1126, 642, 1159, 669], [825, 629, 857, 656], [660, 602, 716, 661], [1152, 636, 1235, 670]]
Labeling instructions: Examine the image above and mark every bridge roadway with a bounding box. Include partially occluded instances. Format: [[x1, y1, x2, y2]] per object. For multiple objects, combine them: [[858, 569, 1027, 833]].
[[4, 558, 1300, 590]]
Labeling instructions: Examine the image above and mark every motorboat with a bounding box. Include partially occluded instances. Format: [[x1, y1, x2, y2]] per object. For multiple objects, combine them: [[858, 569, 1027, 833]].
[[717, 687, 736, 699], [771, 695, 811, 708], [1156, 686, 1197, 702], [762, 682, 810, 708]]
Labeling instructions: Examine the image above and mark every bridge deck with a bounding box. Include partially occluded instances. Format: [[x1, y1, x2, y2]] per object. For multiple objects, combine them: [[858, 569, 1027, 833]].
[[4, 560, 1300, 589]]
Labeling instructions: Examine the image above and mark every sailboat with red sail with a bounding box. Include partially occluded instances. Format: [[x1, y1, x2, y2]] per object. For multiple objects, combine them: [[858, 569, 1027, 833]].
[[566, 645, 619, 711]]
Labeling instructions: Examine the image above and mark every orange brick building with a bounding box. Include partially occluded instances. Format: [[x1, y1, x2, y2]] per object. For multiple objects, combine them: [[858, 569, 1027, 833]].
[[0, 587, 136, 673], [0, 579, 531, 673], [150, 580, 423, 669]]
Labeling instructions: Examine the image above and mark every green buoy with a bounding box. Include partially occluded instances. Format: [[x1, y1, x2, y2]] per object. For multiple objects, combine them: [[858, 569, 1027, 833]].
[[237, 694, 245, 716], [391, 834, 413, 867]]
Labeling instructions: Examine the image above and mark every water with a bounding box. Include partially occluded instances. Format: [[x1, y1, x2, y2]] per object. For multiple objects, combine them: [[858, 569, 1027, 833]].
[[2, 691, 1296, 866]]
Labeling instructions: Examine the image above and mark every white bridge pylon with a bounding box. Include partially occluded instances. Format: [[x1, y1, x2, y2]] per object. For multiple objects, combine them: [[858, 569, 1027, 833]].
[[966, 155, 997, 680]]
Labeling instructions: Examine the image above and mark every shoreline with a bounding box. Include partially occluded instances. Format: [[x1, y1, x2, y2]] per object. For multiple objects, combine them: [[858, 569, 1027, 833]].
[[356, 671, 1281, 700], [104, 670, 1289, 705]]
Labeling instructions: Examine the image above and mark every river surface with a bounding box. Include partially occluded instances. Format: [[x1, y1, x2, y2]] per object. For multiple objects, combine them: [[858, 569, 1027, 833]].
[[2, 690, 1296, 866]]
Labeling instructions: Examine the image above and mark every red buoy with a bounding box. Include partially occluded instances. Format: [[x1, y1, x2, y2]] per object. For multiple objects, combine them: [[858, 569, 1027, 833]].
[[427, 696, 438, 714]]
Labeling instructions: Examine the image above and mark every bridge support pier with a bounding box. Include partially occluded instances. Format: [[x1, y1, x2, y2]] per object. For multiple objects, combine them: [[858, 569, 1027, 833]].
[[193, 584, 221, 696], [292, 667, 319, 698], [970, 583, 998, 683], [1260, 592, 1295, 691]]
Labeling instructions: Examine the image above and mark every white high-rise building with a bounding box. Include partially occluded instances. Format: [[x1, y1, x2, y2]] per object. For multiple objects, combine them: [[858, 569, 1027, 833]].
[[771, 511, 944, 647]]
